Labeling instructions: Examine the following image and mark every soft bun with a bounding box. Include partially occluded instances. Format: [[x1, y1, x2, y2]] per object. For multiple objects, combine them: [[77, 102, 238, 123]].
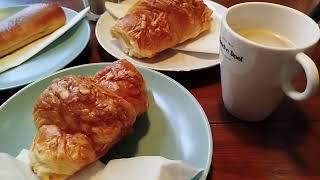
[[0, 3, 66, 58]]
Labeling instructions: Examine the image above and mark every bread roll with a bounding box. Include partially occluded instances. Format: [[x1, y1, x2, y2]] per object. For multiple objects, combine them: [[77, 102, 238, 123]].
[[111, 0, 213, 58], [0, 3, 66, 58]]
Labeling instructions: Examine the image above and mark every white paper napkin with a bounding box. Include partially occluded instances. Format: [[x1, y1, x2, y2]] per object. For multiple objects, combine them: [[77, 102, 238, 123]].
[[16, 149, 31, 165], [95, 156, 202, 180], [173, 20, 220, 54], [105, 0, 220, 54], [0, 152, 38, 180], [16, 149, 104, 180], [15, 149, 202, 180], [105, 0, 136, 19]]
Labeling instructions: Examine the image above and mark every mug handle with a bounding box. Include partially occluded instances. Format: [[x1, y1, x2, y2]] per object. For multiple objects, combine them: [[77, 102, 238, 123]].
[[281, 52, 319, 101]]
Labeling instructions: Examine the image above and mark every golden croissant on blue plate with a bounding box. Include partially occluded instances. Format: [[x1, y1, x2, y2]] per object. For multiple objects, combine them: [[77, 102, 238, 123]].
[[30, 60, 148, 180]]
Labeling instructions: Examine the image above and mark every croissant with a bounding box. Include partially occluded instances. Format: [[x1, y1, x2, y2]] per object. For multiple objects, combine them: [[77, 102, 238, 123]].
[[30, 60, 148, 179], [111, 0, 213, 58]]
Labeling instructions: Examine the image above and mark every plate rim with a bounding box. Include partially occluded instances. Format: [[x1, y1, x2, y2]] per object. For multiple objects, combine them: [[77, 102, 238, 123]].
[[96, 0, 227, 71], [0, 62, 213, 179], [0, 5, 91, 91]]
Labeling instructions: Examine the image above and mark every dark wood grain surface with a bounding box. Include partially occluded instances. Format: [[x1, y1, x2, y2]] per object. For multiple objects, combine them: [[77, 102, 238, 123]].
[[0, 0, 319, 179]]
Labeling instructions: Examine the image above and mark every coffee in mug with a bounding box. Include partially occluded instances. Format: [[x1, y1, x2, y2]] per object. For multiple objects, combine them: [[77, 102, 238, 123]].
[[235, 28, 295, 48], [219, 2, 320, 121]]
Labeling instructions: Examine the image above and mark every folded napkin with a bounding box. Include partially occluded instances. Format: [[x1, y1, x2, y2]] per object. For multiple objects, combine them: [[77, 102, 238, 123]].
[[94, 156, 202, 180], [0, 152, 38, 180], [105, 0, 220, 54], [15, 149, 202, 180]]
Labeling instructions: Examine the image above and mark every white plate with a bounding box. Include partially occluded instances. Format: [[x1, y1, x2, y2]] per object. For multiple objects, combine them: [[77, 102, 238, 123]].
[[96, 0, 227, 71]]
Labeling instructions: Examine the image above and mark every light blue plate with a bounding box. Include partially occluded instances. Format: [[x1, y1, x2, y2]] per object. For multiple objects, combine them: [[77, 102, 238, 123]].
[[0, 63, 212, 180], [0, 5, 90, 90]]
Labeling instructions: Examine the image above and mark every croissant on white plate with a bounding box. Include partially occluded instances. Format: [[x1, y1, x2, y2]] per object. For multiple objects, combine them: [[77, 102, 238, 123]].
[[30, 60, 148, 180], [111, 0, 213, 58]]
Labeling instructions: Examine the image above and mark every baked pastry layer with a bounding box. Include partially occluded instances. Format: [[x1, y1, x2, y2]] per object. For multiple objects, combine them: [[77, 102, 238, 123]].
[[30, 60, 148, 180], [0, 3, 66, 58], [111, 0, 213, 58]]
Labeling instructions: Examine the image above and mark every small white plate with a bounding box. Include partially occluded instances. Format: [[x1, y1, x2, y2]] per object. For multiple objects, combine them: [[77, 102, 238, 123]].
[[96, 0, 227, 71]]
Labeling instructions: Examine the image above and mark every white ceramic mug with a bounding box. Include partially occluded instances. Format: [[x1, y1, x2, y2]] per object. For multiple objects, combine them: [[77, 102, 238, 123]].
[[219, 2, 320, 121]]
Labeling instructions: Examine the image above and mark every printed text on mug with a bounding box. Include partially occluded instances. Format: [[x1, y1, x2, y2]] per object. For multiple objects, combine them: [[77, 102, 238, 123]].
[[220, 38, 243, 62]]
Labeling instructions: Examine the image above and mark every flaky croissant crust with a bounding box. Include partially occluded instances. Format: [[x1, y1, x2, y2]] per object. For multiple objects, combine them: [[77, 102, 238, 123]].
[[111, 0, 213, 58], [30, 60, 148, 180]]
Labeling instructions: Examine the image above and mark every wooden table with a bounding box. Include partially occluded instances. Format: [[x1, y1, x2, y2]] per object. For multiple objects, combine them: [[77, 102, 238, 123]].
[[0, 0, 319, 179]]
